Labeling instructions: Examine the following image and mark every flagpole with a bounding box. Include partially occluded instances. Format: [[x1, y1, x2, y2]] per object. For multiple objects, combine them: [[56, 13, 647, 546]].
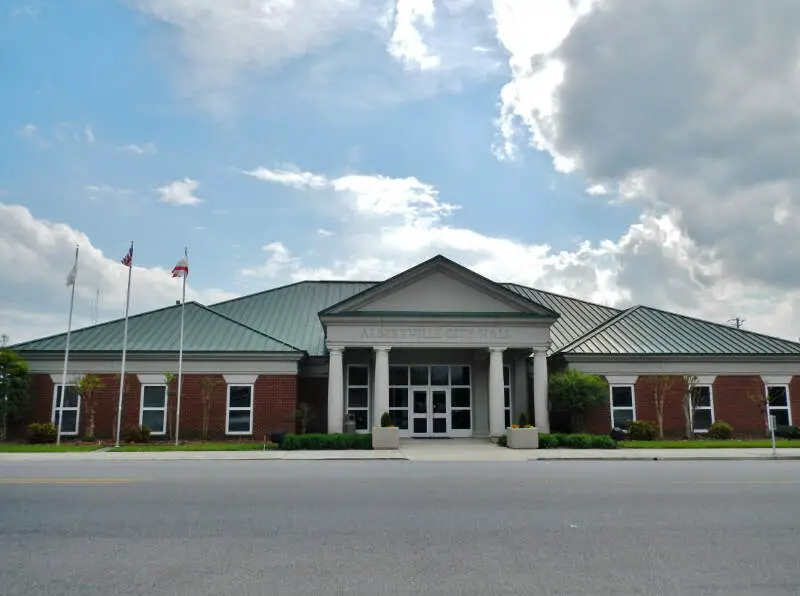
[[174, 246, 187, 446], [57, 245, 79, 446], [114, 242, 134, 447]]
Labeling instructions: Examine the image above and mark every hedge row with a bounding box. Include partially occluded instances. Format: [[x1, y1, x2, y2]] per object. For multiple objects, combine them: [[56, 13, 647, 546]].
[[538, 433, 617, 449], [280, 433, 372, 450]]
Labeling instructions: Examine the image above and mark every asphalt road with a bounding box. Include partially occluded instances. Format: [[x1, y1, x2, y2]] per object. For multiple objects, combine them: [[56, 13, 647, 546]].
[[1, 460, 799, 596]]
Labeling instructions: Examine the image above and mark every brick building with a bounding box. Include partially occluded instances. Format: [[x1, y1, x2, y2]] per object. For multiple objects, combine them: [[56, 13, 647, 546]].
[[11, 255, 800, 440]]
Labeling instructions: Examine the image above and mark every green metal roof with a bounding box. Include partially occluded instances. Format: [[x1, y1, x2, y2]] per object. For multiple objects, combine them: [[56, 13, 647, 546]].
[[558, 305, 800, 356], [211, 281, 376, 356], [503, 283, 622, 354], [13, 302, 301, 354]]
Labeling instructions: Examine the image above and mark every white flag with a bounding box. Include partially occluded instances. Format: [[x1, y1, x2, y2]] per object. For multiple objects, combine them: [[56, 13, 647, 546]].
[[66, 262, 78, 286]]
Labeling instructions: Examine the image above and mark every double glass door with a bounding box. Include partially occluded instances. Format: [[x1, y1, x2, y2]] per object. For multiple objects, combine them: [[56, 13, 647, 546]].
[[411, 387, 449, 437]]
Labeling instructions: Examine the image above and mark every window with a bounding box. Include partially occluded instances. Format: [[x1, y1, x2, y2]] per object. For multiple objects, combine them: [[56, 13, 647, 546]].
[[226, 384, 253, 435], [503, 365, 512, 428], [347, 365, 369, 432], [766, 385, 792, 427], [389, 365, 409, 430], [610, 385, 635, 428], [140, 385, 168, 435], [691, 385, 714, 432], [450, 365, 471, 431], [52, 384, 80, 435]]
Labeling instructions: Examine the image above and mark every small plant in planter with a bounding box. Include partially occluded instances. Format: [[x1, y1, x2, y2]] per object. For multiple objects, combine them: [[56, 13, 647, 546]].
[[506, 413, 539, 449], [372, 411, 400, 449]]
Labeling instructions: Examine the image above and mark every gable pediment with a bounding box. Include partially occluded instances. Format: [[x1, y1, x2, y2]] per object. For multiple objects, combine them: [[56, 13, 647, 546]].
[[319, 256, 558, 319]]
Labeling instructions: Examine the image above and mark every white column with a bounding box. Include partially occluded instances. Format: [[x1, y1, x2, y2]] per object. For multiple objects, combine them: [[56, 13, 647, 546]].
[[327, 345, 345, 434], [373, 346, 391, 428], [488, 346, 506, 436], [532, 347, 550, 434]]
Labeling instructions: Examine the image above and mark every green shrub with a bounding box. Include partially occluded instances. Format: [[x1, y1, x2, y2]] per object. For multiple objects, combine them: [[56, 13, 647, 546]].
[[774, 425, 800, 440], [589, 435, 618, 449], [518, 412, 528, 428], [707, 420, 733, 440], [628, 420, 658, 441], [122, 425, 151, 443], [548, 369, 609, 432], [281, 433, 372, 450], [538, 433, 559, 449], [497, 435, 508, 447], [26, 422, 57, 444], [380, 412, 393, 428], [538, 433, 617, 449]]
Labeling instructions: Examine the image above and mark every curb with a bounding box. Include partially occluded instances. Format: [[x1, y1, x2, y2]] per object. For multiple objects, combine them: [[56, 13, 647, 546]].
[[529, 455, 800, 462]]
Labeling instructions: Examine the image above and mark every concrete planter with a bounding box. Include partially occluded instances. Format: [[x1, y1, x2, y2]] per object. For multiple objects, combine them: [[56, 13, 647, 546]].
[[372, 426, 400, 449], [507, 427, 539, 449]]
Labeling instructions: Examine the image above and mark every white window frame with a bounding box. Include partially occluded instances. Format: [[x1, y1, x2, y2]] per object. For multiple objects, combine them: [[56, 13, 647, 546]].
[[609, 384, 636, 428], [346, 364, 370, 433], [765, 384, 792, 428], [503, 365, 512, 428], [690, 384, 715, 433], [51, 384, 80, 436], [225, 384, 254, 436], [140, 384, 168, 435]]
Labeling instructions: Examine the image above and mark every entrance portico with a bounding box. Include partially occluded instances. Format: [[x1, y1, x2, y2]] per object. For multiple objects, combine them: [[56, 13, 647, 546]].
[[320, 256, 559, 437]]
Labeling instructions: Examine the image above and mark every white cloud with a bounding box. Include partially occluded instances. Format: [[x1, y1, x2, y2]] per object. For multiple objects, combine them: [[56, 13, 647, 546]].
[[86, 184, 133, 195], [317, 229, 334, 237], [156, 178, 203, 206], [240, 163, 800, 340], [84, 125, 95, 144], [117, 142, 156, 155], [243, 166, 328, 190], [0, 204, 235, 344], [387, 0, 441, 70]]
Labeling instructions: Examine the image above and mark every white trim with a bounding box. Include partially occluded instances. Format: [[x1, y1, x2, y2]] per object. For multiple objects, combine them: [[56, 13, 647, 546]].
[[765, 384, 793, 427], [223, 374, 258, 385], [762, 375, 792, 385], [609, 384, 636, 428], [691, 384, 715, 433], [49, 373, 80, 384], [51, 384, 80, 436], [139, 384, 168, 435], [569, 360, 800, 376], [225, 384, 254, 436], [605, 375, 639, 385], [31, 359, 298, 375], [503, 364, 512, 428], [137, 374, 165, 385], [695, 375, 717, 385]]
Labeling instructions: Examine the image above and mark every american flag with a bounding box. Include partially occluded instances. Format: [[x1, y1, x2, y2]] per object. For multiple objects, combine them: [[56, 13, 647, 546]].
[[121, 245, 133, 267]]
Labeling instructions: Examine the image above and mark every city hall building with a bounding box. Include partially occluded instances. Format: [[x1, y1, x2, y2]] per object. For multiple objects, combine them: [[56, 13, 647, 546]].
[[12, 255, 800, 440]]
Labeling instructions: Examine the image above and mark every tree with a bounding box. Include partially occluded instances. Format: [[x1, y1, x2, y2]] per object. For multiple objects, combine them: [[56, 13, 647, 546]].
[[743, 377, 770, 434], [75, 374, 103, 439], [548, 369, 608, 432], [199, 376, 222, 440], [291, 402, 314, 435], [0, 348, 29, 441], [651, 375, 680, 439], [163, 372, 177, 437], [681, 375, 698, 439], [110, 372, 135, 441]]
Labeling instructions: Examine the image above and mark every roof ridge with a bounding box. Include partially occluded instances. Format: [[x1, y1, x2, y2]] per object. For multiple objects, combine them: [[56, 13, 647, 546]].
[[502, 282, 623, 312], [556, 306, 643, 353], [636, 304, 800, 347], [194, 303, 304, 352], [11, 300, 198, 350], [208, 279, 379, 308]]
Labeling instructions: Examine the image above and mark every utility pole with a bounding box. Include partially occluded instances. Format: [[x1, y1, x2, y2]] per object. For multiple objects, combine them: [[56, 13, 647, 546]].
[[727, 317, 745, 329], [0, 334, 8, 348]]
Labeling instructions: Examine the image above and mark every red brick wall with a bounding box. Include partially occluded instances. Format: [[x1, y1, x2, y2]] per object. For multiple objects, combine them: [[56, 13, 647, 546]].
[[584, 374, 799, 437], [298, 376, 328, 434], [23, 373, 297, 441]]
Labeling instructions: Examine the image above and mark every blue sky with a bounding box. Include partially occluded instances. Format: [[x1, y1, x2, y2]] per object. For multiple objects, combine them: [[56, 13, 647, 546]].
[[2, 1, 799, 343]]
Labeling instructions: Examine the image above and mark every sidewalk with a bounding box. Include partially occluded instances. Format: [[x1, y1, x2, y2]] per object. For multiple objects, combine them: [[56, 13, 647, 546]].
[[0, 446, 797, 462]]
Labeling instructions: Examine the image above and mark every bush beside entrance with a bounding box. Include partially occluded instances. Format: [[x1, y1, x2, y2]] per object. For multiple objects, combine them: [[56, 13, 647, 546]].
[[281, 433, 372, 450]]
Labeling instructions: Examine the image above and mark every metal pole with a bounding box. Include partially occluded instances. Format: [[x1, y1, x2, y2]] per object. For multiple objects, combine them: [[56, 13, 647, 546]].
[[174, 247, 187, 446], [115, 242, 133, 447], [57, 245, 79, 445]]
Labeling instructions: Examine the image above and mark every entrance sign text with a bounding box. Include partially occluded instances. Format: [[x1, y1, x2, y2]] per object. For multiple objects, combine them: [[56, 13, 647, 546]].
[[361, 326, 511, 342]]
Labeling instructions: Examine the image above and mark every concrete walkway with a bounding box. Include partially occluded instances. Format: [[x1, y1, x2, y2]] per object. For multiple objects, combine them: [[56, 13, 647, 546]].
[[0, 440, 797, 462]]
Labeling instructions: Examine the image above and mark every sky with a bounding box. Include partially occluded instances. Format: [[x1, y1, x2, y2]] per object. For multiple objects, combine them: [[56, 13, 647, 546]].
[[2, 0, 800, 345]]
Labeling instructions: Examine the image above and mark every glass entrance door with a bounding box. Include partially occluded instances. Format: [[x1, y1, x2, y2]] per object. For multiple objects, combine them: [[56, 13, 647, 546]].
[[411, 387, 450, 437]]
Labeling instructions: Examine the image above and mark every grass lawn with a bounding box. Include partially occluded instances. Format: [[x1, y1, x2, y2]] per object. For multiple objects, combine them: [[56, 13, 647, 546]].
[[110, 442, 277, 452], [0, 444, 105, 452], [620, 439, 800, 449]]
